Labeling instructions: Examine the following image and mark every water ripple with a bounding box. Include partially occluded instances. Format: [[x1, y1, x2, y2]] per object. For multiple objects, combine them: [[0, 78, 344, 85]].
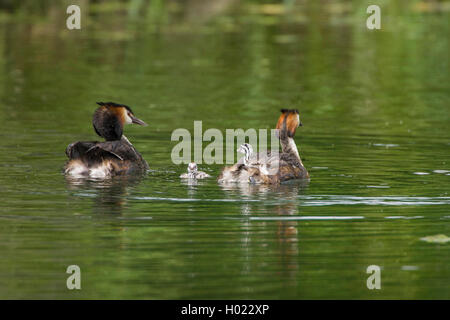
[[125, 195, 450, 206], [299, 195, 450, 206], [249, 216, 364, 221]]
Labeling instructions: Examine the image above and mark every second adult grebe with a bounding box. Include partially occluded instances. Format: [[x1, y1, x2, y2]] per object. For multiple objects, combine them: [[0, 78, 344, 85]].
[[218, 109, 309, 184], [64, 102, 149, 178]]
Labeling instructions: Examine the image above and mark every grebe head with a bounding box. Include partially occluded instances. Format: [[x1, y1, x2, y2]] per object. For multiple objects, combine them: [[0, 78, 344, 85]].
[[237, 143, 253, 166], [237, 143, 253, 156], [93, 102, 147, 141], [187, 162, 198, 173], [276, 109, 301, 138]]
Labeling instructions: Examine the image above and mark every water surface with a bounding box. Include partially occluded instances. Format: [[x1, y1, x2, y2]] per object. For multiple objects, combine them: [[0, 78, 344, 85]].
[[0, 1, 448, 299]]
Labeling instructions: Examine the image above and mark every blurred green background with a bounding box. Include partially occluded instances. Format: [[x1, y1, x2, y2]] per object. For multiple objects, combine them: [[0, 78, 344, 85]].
[[0, 0, 448, 299]]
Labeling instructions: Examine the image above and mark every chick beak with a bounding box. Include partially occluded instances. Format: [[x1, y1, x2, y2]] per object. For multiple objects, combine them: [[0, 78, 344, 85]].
[[131, 116, 148, 126]]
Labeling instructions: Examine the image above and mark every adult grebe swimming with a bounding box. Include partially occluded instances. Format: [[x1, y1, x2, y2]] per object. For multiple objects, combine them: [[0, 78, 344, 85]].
[[64, 102, 149, 178], [180, 162, 211, 179], [218, 109, 309, 184]]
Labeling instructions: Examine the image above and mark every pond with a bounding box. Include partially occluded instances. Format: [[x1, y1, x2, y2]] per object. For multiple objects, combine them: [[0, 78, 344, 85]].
[[0, 1, 448, 299]]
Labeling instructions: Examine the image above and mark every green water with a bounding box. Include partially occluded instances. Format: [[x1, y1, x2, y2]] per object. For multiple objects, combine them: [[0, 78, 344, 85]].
[[0, 1, 449, 299]]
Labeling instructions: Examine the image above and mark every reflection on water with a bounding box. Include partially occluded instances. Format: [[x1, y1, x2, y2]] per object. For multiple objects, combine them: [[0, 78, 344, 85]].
[[0, 1, 449, 299], [219, 179, 309, 198], [65, 175, 146, 215], [220, 182, 304, 289]]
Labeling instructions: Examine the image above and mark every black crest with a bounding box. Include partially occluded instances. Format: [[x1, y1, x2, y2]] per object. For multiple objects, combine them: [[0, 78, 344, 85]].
[[96, 102, 133, 114], [280, 109, 299, 114]]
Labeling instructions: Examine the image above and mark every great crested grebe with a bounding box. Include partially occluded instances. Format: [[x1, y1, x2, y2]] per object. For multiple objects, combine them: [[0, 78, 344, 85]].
[[218, 109, 309, 184], [64, 102, 149, 178], [180, 162, 211, 179]]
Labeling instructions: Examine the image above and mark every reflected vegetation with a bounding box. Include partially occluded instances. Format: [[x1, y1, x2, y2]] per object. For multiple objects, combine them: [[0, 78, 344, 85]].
[[0, 0, 449, 299]]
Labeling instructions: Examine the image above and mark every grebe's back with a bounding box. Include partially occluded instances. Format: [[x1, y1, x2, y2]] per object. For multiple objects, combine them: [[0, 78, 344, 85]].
[[64, 102, 148, 178], [65, 137, 149, 178]]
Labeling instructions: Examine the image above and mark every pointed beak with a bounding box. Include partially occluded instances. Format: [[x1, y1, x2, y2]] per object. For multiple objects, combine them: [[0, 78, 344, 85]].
[[299, 121, 303, 127], [131, 116, 148, 126]]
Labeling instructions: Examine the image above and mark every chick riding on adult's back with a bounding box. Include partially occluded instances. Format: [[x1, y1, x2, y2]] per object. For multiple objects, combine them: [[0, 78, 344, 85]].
[[218, 109, 309, 184]]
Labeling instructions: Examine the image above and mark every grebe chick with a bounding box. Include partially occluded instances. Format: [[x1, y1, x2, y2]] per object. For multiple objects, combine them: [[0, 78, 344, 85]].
[[236, 143, 270, 174], [64, 102, 149, 178], [180, 162, 211, 179], [217, 144, 255, 183], [237, 143, 253, 166]]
